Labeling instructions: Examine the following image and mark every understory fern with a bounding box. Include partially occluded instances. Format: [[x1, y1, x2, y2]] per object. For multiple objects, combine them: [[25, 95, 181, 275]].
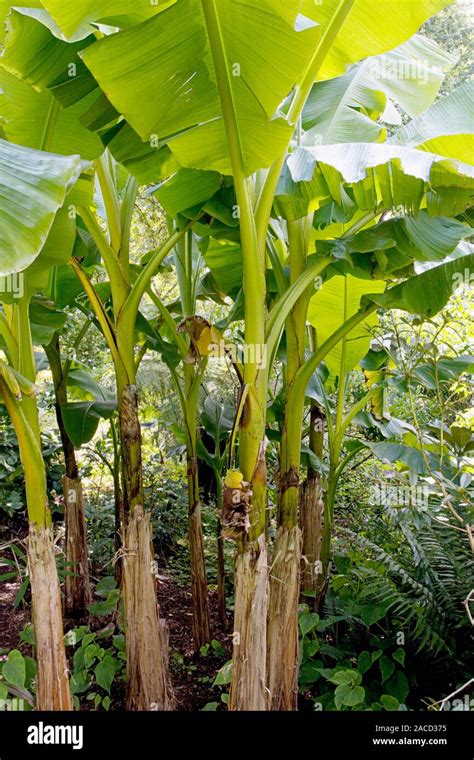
[[332, 517, 473, 660]]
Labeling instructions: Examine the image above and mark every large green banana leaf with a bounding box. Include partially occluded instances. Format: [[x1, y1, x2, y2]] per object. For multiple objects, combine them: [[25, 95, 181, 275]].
[[29, 298, 67, 344], [308, 274, 385, 377], [24, 206, 77, 295], [308, 248, 474, 379], [389, 82, 474, 165], [359, 441, 427, 475], [1, 9, 97, 89], [284, 143, 474, 218], [105, 35, 455, 181], [152, 168, 223, 218], [3, 1, 456, 182], [31, 0, 451, 53], [207, 211, 470, 313], [363, 35, 456, 119], [0, 8, 117, 131], [202, 239, 243, 294], [314, 213, 471, 280], [1, 8, 180, 180], [40, 0, 176, 39], [0, 138, 83, 276], [0, 68, 103, 159], [3, 2, 302, 176], [60, 400, 117, 448], [80, 0, 320, 175], [0, 0, 43, 42], [301, 35, 456, 145], [100, 122, 180, 184], [303, 0, 451, 81], [302, 66, 386, 146], [365, 252, 474, 317], [79, 0, 452, 175]]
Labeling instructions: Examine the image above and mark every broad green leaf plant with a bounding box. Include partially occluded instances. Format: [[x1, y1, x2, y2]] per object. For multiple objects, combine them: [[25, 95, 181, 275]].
[[0, 0, 472, 712], [0, 138, 84, 710]]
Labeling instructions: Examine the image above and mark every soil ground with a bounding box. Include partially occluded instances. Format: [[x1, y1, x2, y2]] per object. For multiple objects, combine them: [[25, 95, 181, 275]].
[[0, 567, 231, 711]]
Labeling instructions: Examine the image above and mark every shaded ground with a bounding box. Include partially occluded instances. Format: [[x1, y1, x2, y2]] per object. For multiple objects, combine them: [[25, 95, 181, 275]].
[[0, 523, 29, 654], [0, 579, 27, 652], [159, 577, 232, 711], [0, 568, 231, 711]]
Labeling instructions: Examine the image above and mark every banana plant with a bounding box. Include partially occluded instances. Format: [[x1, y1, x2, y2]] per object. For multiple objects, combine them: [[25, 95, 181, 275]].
[[170, 395, 234, 629], [265, 239, 472, 706], [1, 5, 179, 696], [265, 31, 458, 634], [299, 341, 326, 602], [48, 229, 126, 583], [170, 233, 213, 650], [74, 0, 467, 710], [198, 396, 234, 628], [264, 53, 474, 704], [1, 0, 222, 686], [143, 226, 213, 650], [0, 137, 86, 710], [2, 0, 471, 714], [137, 213, 242, 648], [0, 9, 172, 710], [67, 156, 183, 710], [42, 319, 115, 617], [67, 158, 225, 704]]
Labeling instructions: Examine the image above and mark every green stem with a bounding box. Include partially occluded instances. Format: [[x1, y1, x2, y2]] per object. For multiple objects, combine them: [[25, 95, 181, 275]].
[[119, 175, 138, 277], [266, 233, 288, 297], [0, 379, 49, 527], [333, 446, 362, 485], [279, 218, 312, 528], [70, 258, 125, 377], [332, 374, 347, 472], [95, 153, 122, 254], [202, 0, 267, 539], [78, 206, 129, 313], [174, 232, 193, 317], [120, 222, 193, 329], [265, 254, 332, 362], [332, 386, 379, 456], [255, 0, 356, 247], [294, 304, 378, 406], [15, 297, 41, 443], [44, 334, 80, 480], [0, 309, 17, 364], [146, 287, 188, 360], [285, 219, 309, 379], [281, 304, 378, 526]]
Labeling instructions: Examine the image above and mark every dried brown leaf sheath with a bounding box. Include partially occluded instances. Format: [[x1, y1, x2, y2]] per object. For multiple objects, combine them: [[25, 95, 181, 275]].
[[221, 470, 252, 540]]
